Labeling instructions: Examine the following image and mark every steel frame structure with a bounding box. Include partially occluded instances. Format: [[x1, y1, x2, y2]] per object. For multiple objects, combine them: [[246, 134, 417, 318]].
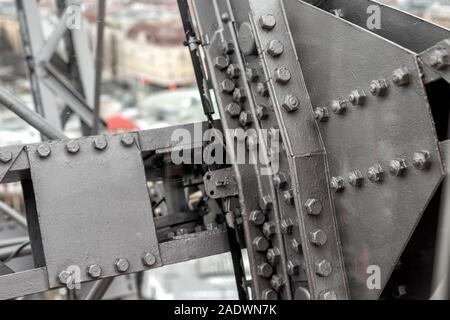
[[0, 0, 450, 300]]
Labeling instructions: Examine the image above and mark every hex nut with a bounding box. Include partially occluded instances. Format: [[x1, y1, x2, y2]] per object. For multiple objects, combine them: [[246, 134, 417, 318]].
[[370, 79, 389, 96], [222, 41, 234, 54], [220, 79, 235, 94], [280, 218, 294, 234], [246, 67, 258, 82], [314, 107, 330, 122], [259, 14, 276, 31], [310, 229, 328, 247], [367, 164, 384, 183], [291, 238, 301, 253], [115, 258, 130, 273], [239, 111, 252, 127], [87, 264, 102, 278], [58, 270, 72, 284], [267, 40, 284, 57], [349, 88, 366, 106], [392, 67, 410, 86], [267, 247, 281, 266], [225, 102, 241, 117], [413, 151, 431, 170], [227, 64, 241, 79], [430, 48, 449, 70], [0, 151, 13, 163], [319, 290, 338, 300], [233, 87, 247, 103], [214, 56, 229, 70], [256, 105, 269, 120], [93, 136, 108, 151], [256, 82, 269, 97], [270, 274, 284, 292], [315, 259, 332, 277], [262, 288, 278, 300], [253, 236, 269, 252], [305, 198, 322, 216], [287, 261, 300, 276], [143, 252, 156, 267], [273, 173, 287, 189], [257, 262, 274, 278], [331, 176, 345, 192], [283, 189, 294, 205], [66, 140, 80, 154], [274, 67, 291, 84], [262, 221, 276, 238], [348, 170, 364, 187], [331, 99, 348, 114], [37, 144, 51, 158], [249, 210, 265, 226], [389, 159, 408, 176], [121, 134, 135, 147], [282, 95, 300, 112]]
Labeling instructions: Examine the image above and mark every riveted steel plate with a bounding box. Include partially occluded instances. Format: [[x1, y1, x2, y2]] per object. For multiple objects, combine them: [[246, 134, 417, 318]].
[[27, 134, 160, 287], [284, 0, 445, 299]]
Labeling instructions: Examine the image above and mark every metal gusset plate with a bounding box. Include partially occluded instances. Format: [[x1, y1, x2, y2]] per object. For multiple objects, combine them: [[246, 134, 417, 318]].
[[247, 0, 350, 300], [27, 133, 160, 287], [190, 0, 292, 299], [284, 0, 445, 299], [0, 146, 25, 183], [419, 39, 450, 84], [204, 168, 238, 199]]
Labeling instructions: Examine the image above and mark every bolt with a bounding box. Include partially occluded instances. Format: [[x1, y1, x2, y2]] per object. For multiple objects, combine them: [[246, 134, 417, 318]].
[[227, 64, 240, 79], [310, 229, 328, 247], [267, 247, 281, 265], [58, 270, 72, 284], [273, 173, 287, 189], [37, 144, 51, 158], [239, 111, 252, 127], [270, 274, 284, 292], [221, 13, 230, 23], [143, 252, 156, 267], [253, 236, 269, 252], [262, 288, 278, 300], [257, 262, 273, 278], [291, 238, 301, 253], [280, 218, 294, 234], [260, 195, 273, 212], [256, 104, 269, 120], [121, 134, 135, 147], [225, 102, 241, 117], [349, 88, 366, 106], [367, 164, 384, 183], [315, 259, 332, 277], [267, 40, 284, 57], [260, 14, 276, 31], [0, 151, 12, 163], [319, 290, 338, 300], [274, 67, 291, 84], [93, 136, 108, 151], [115, 258, 130, 273], [246, 67, 259, 82], [331, 176, 345, 192], [392, 67, 410, 86], [287, 261, 300, 276], [283, 189, 294, 205], [256, 82, 269, 97], [66, 140, 80, 154], [331, 99, 348, 114], [222, 41, 234, 55], [314, 107, 330, 122], [214, 56, 229, 70], [262, 221, 276, 238], [370, 79, 389, 96], [305, 198, 322, 216], [389, 159, 408, 176], [249, 210, 265, 226], [430, 48, 449, 70], [413, 151, 431, 170], [87, 264, 102, 278], [282, 95, 300, 113], [233, 87, 247, 103], [348, 170, 364, 187], [220, 79, 235, 94]]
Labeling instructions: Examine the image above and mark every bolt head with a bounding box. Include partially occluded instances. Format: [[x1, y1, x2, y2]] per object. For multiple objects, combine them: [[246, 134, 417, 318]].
[[291, 238, 301, 253], [262, 221, 276, 238], [267, 40, 284, 57], [331, 99, 348, 114], [273, 173, 287, 189], [246, 67, 259, 82], [256, 82, 269, 97], [310, 229, 328, 247], [315, 259, 332, 277], [367, 164, 384, 183], [66, 140, 80, 154], [257, 262, 274, 278], [214, 55, 229, 70], [93, 136, 108, 150], [305, 198, 322, 216], [253, 236, 269, 252], [348, 170, 364, 187], [239, 111, 252, 127], [294, 287, 311, 300], [283, 189, 294, 205], [314, 107, 330, 122], [262, 288, 278, 300], [220, 79, 235, 94], [319, 290, 338, 300], [413, 151, 431, 170], [349, 88, 366, 106], [227, 64, 241, 79], [270, 274, 284, 292], [331, 176, 345, 192], [87, 264, 102, 278], [389, 159, 408, 176], [430, 48, 449, 70], [222, 41, 234, 54], [225, 102, 242, 117], [392, 67, 410, 86], [249, 210, 265, 226], [0, 151, 12, 163], [121, 134, 135, 147], [143, 252, 156, 267], [233, 87, 247, 103], [58, 270, 72, 284], [280, 218, 294, 234], [274, 67, 291, 84], [260, 195, 273, 212], [370, 79, 389, 96], [266, 247, 281, 265], [287, 260, 300, 276], [259, 14, 276, 31], [256, 104, 269, 120], [37, 144, 51, 158], [115, 258, 130, 273], [282, 95, 300, 112]]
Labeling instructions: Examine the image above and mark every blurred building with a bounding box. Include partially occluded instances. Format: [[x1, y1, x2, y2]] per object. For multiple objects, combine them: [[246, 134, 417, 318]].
[[424, 2, 450, 28]]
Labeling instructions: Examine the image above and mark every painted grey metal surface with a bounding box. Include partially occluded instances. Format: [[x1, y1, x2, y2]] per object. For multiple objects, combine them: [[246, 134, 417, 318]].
[[204, 168, 238, 199], [0, 268, 48, 300], [284, 0, 445, 299]]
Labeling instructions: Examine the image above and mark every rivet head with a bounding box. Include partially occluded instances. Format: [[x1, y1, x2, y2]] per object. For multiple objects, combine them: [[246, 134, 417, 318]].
[[225, 102, 241, 117], [233, 87, 247, 103], [87, 264, 102, 278], [220, 79, 235, 94], [282, 95, 300, 112], [392, 67, 410, 86], [331, 176, 345, 192], [314, 107, 330, 122], [227, 64, 241, 79], [348, 170, 364, 187], [367, 164, 384, 183], [273, 173, 287, 189], [310, 229, 328, 247], [256, 105, 269, 120], [280, 218, 294, 234], [253, 236, 269, 252], [143, 252, 156, 267], [413, 151, 431, 170], [305, 198, 322, 216], [115, 258, 130, 273], [239, 111, 252, 127], [262, 288, 278, 300], [214, 55, 229, 70], [259, 14, 276, 31], [291, 238, 301, 253], [349, 88, 366, 106], [0, 151, 13, 163], [37, 144, 51, 158], [270, 274, 284, 292], [267, 40, 284, 57], [430, 48, 449, 70], [262, 221, 276, 238], [283, 189, 295, 205], [266, 247, 281, 266], [319, 290, 338, 300], [66, 140, 80, 154], [370, 79, 389, 96], [287, 260, 300, 276], [121, 134, 135, 147], [274, 67, 291, 84], [249, 210, 265, 226], [93, 136, 108, 151], [331, 99, 348, 114], [257, 262, 273, 278], [256, 82, 269, 97], [315, 259, 332, 277], [389, 159, 408, 176]]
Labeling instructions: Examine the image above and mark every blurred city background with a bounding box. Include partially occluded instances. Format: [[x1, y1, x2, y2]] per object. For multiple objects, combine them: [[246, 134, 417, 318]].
[[0, 0, 449, 300]]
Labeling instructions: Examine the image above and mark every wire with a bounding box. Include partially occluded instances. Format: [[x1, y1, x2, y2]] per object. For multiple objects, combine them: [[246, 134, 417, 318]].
[[2, 241, 30, 263]]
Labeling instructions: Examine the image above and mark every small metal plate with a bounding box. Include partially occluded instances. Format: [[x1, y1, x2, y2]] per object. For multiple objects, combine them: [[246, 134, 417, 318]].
[[27, 134, 160, 287], [203, 168, 238, 199]]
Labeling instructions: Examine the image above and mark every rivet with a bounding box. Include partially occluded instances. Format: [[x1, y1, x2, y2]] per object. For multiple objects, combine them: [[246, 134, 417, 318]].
[[389, 159, 408, 176], [221, 13, 230, 23], [304, 198, 322, 216], [115, 258, 130, 273], [274, 67, 291, 84], [93, 136, 108, 151], [259, 14, 276, 31], [0, 151, 13, 163], [87, 264, 102, 278], [66, 140, 80, 154], [315, 259, 332, 277], [37, 144, 51, 158], [413, 151, 431, 170], [143, 252, 156, 267]]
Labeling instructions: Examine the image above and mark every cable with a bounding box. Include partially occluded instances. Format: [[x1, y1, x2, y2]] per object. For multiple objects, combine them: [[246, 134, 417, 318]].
[[2, 241, 30, 263]]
